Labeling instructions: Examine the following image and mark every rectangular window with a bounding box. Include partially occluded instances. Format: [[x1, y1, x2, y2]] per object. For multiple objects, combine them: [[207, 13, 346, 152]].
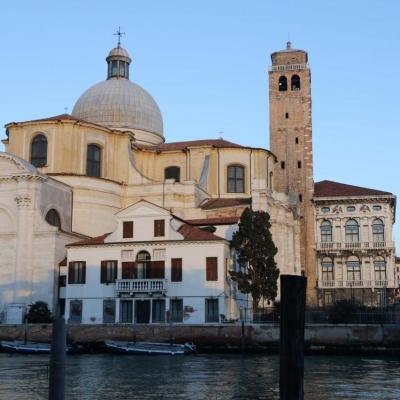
[[69, 300, 82, 323], [101, 260, 118, 284], [120, 300, 133, 323], [68, 262, 86, 284], [122, 262, 136, 279], [170, 299, 183, 323], [59, 299, 65, 316], [153, 249, 166, 261], [58, 275, 66, 287], [103, 299, 116, 323], [324, 292, 333, 306], [206, 257, 218, 281], [171, 258, 182, 282], [123, 221, 134, 238], [205, 298, 219, 323], [121, 250, 134, 261], [151, 261, 165, 279], [154, 220, 165, 237], [152, 299, 166, 323], [297, 161, 302, 168]]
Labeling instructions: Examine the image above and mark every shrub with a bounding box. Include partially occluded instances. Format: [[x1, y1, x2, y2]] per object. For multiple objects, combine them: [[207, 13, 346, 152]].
[[25, 301, 53, 323], [328, 299, 363, 324]]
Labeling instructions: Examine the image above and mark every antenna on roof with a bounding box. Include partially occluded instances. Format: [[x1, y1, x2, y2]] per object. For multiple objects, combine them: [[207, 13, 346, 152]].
[[114, 26, 126, 47], [64, 107, 68, 114], [218, 130, 224, 140]]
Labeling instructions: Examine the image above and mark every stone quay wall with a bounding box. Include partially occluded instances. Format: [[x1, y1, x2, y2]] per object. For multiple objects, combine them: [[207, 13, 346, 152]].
[[0, 324, 399, 352]]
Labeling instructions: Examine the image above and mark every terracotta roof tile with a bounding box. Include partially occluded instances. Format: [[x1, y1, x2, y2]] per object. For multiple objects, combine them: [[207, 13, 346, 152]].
[[200, 197, 252, 210], [58, 257, 67, 267], [177, 224, 225, 241], [314, 180, 392, 198], [185, 216, 240, 226], [135, 139, 244, 152], [68, 233, 110, 247]]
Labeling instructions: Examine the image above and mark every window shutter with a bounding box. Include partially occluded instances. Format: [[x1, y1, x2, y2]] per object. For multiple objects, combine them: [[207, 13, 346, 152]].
[[113, 261, 118, 282], [154, 220, 165, 237], [151, 261, 165, 279], [82, 262, 86, 284], [123, 221, 133, 238], [101, 261, 106, 283], [206, 257, 218, 281], [171, 258, 182, 282], [122, 262, 136, 279], [68, 262, 74, 284]]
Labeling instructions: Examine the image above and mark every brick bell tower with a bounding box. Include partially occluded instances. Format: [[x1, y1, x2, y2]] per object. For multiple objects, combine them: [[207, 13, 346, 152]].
[[268, 42, 316, 304]]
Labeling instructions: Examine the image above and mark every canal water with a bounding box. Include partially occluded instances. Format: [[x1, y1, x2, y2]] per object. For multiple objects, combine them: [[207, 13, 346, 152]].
[[0, 353, 399, 399]]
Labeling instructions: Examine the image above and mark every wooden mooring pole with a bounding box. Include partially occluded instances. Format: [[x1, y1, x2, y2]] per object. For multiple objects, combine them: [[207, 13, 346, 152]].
[[279, 275, 307, 400], [48, 315, 66, 400]]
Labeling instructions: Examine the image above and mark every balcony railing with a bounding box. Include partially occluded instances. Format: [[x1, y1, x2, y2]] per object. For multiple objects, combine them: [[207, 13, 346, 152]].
[[116, 279, 167, 294], [318, 280, 396, 289], [316, 241, 394, 252]]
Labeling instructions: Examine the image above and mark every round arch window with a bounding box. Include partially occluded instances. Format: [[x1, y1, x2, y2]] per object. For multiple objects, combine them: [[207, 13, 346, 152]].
[[45, 209, 61, 229]]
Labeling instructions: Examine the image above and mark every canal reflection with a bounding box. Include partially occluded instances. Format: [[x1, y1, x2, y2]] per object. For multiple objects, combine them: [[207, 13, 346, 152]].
[[0, 353, 399, 399]]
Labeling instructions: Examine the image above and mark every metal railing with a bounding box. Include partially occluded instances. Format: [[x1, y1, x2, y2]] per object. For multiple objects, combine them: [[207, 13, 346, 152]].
[[116, 279, 167, 294]]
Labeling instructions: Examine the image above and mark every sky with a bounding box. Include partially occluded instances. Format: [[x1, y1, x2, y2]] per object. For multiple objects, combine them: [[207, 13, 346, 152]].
[[1, 0, 399, 250]]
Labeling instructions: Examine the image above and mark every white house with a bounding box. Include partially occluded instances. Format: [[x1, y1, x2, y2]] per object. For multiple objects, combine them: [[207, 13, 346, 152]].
[[64, 201, 239, 324]]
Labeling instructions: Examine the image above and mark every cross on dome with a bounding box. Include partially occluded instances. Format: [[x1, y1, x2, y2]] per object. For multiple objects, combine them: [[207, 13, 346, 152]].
[[113, 27, 126, 47]]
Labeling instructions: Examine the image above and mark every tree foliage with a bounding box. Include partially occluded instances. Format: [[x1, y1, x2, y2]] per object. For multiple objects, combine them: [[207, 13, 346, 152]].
[[229, 208, 280, 311], [25, 301, 52, 323]]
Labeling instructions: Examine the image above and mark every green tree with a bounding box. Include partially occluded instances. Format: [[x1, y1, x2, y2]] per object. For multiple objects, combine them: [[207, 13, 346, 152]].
[[25, 301, 52, 323], [229, 208, 280, 312]]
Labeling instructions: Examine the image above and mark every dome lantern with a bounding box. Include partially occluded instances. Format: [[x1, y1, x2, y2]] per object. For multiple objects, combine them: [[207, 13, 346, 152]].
[[106, 46, 132, 80]]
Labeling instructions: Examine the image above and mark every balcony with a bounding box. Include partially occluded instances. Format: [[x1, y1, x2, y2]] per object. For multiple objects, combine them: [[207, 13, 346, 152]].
[[116, 279, 167, 295], [316, 241, 394, 252], [317, 280, 396, 289]]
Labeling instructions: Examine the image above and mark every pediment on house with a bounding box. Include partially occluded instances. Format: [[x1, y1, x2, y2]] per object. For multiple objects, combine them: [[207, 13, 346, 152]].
[[116, 200, 172, 219]]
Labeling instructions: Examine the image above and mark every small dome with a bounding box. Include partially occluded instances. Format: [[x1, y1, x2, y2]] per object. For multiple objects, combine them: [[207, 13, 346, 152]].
[[72, 45, 163, 141], [107, 46, 131, 59], [72, 79, 163, 137]]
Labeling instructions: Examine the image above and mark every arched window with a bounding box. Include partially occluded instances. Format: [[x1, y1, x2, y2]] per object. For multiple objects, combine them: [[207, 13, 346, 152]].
[[374, 256, 386, 281], [347, 256, 361, 281], [321, 257, 334, 281], [291, 75, 301, 91], [278, 76, 287, 91], [45, 209, 61, 229], [372, 218, 384, 242], [227, 165, 244, 193], [320, 220, 332, 242], [31, 134, 48, 167], [345, 219, 359, 243], [136, 251, 151, 279], [164, 166, 180, 182], [86, 144, 101, 177]]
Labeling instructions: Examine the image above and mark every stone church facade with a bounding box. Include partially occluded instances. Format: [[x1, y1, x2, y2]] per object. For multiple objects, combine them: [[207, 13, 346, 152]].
[[0, 41, 397, 323]]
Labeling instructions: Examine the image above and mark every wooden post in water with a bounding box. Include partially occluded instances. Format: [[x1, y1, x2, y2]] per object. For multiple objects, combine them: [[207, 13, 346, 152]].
[[48, 309, 66, 400], [279, 275, 307, 400]]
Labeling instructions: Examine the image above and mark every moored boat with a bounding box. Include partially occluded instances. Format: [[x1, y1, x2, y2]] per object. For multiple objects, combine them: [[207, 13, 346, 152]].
[[0, 340, 84, 355], [104, 340, 196, 355]]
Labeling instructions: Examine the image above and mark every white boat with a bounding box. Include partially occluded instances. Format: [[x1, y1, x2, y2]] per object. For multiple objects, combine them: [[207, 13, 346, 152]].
[[104, 340, 196, 355], [0, 340, 84, 354]]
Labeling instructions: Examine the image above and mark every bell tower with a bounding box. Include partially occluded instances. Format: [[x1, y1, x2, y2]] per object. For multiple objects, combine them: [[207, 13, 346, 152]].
[[269, 42, 316, 303]]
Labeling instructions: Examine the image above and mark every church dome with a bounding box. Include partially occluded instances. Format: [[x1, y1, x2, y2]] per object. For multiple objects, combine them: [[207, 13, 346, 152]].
[[72, 46, 164, 142]]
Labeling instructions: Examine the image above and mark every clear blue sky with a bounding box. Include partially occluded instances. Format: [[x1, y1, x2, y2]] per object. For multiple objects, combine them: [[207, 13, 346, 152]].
[[1, 0, 399, 250]]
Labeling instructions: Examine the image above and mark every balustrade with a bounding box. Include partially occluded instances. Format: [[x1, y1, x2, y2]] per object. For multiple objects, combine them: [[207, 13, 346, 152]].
[[116, 279, 167, 294]]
